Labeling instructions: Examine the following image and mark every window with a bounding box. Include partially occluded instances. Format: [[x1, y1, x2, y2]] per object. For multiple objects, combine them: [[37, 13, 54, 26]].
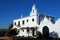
[[18, 21, 20, 26], [14, 22, 16, 25], [33, 9, 34, 13], [32, 18, 34, 22], [27, 19, 28, 22], [22, 29, 24, 32], [22, 20, 24, 25], [27, 29, 29, 33]]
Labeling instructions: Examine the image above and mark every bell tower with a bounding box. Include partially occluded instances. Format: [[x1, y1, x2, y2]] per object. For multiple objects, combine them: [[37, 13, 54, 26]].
[[30, 4, 37, 16]]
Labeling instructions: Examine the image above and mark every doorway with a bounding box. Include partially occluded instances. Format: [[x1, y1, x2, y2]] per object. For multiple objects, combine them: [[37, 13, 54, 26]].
[[42, 26, 49, 38]]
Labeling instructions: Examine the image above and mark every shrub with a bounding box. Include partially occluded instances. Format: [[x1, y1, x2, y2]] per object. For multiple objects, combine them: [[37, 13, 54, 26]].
[[6, 28, 18, 37], [36, 31, 42, 38]]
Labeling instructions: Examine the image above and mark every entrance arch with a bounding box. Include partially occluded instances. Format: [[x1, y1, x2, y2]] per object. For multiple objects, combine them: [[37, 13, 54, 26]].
[[42, 26, 49, 38]]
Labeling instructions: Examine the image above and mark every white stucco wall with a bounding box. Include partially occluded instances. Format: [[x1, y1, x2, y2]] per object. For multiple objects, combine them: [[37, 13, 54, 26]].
[[54, 18, 60, 38], [37, 16, 54, 34], [13, 15, 38, 28], [12, 4, 60, 38]]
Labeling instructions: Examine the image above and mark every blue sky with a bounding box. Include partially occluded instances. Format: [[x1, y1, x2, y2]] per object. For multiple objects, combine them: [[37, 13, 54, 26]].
[[0, 0, 60, 29]]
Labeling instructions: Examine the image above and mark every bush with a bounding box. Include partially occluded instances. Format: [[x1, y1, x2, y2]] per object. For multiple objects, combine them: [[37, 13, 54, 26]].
[[6, 28, 18, 37], [36, 31, 42, 38], [9, 23, 13, 29], [49, 31, 58, 38]]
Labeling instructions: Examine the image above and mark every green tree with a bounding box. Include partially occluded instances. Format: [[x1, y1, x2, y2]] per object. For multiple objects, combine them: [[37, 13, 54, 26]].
[[9, 23, 13, 29], [36, 31, 42, 38], [6, 28, 18, 37]]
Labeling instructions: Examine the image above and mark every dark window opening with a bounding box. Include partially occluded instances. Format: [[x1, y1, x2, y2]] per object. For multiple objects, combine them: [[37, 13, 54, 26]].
[[33, 9, 34, 13], [27, 20, 28, 22], [15, 22, 16, 25], [27, 29, 29, 33], [18, 21, 20, 26], [22, 29, 24, 32], [22, 20, 24, 25], [32, 18, 34, 22]]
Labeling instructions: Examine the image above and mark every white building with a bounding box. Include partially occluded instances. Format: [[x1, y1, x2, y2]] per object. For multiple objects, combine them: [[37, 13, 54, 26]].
[[13, 4, 60, 38]]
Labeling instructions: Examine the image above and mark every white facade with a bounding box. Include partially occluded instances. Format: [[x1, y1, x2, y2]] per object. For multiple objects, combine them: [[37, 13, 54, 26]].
[[13, 4, 60, 38]]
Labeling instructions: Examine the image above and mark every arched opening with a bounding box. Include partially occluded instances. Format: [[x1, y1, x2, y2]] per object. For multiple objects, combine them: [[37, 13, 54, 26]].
[[42, 26, 49, 38]]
